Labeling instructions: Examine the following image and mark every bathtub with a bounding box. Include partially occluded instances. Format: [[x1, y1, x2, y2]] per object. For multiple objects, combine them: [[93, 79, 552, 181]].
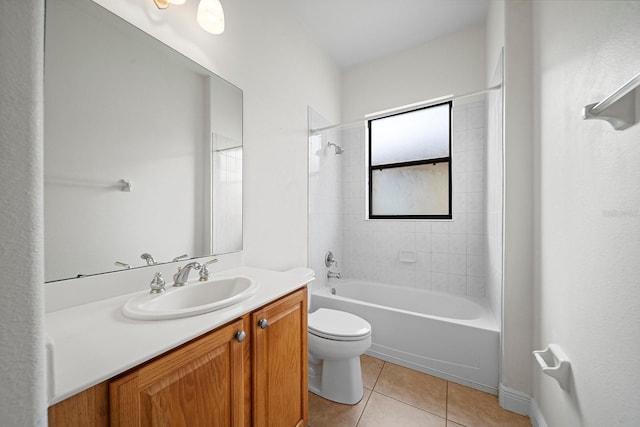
[[311, 279, 499, 394]]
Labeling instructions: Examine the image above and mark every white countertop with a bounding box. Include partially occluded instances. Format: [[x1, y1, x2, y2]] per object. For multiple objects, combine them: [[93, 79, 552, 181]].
[[46, 266, 314, 405]]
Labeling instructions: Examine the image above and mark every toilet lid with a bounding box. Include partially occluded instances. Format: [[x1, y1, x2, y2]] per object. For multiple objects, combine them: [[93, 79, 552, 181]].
[[308, 308, 371, 341]]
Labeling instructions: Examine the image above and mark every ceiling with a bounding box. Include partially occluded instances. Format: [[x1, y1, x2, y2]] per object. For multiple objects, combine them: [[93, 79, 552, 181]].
[[288, 0, 489, 68]]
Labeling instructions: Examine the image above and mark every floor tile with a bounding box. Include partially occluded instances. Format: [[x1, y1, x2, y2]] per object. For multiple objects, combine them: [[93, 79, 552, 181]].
[[357, 392, 446, 427], [308, 389, 371, 427], [447, 382, 531, 427], [373, 362, 447, 417], [446, 421, 465, 427], [361, 355, 384, 389]]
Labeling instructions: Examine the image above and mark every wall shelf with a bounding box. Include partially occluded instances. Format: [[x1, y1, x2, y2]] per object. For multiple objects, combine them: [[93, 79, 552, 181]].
[[582, 71, 640, 130]]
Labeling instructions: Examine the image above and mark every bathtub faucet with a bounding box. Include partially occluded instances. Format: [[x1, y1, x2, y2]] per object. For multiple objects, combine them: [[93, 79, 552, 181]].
[[327, 270, 341, 279]]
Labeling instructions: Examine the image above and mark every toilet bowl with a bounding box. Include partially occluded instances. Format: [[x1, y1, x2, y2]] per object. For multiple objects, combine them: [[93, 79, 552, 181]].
[[308, 308, 372, 405]]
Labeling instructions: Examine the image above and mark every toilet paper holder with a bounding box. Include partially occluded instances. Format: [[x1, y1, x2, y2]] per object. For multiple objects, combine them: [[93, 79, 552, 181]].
[[533, 344, 571, 390]]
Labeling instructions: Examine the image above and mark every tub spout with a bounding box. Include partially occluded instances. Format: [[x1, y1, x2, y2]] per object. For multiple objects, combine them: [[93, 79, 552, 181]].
[[327, 270, 341, 279]]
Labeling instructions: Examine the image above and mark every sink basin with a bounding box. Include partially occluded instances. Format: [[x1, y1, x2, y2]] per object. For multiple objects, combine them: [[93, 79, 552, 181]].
[[122, 276, 258, 320]]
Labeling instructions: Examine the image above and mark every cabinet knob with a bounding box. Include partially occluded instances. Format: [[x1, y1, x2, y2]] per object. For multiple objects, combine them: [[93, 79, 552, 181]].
[[235, 331, 246, 342], [257, 318, 268, 329]]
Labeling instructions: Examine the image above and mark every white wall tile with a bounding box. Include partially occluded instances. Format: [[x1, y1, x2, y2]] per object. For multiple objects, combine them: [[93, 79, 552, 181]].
[[467, 213, 485, 234], [432, 272, 448, 293], [467, 192, 484, 213], [432, 233, 449, 253], [416, 232, 432, 252], [432, 253, 449, 273], [415, 269, 432, 290], [449, 234, 467, 254], [467, 255, 484, 277], [467, 234, 484, 255], [416, 251, 431, 271], [467, 275, 485, 297], [449, 213, 467, 234], [448, 274, 467, 295], [449, 254, 467, 274]]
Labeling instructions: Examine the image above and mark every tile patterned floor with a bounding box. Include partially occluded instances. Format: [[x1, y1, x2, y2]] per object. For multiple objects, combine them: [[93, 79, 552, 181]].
[[308, 355, 532, 427]]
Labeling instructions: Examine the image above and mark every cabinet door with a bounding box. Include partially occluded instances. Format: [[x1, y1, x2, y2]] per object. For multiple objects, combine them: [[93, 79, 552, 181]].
[[252, 288, 308, 427], [48, 381, 109, 427], [110, 318, 247, 427]]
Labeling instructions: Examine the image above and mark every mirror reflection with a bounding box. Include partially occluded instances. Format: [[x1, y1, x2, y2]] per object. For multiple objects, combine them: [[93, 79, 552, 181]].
[[44, 0, 242, 282]]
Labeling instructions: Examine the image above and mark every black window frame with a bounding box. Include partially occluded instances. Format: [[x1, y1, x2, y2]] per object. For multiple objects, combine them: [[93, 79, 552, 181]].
[[367, 101, 453, 220]]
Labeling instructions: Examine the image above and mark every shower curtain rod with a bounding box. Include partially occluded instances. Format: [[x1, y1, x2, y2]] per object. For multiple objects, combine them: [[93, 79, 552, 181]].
[[310, 83, 502, 135]]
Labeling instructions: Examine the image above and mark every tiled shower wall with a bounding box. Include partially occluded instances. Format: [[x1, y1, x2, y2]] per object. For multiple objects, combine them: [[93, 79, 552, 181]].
[[340, 100, 488, 297]]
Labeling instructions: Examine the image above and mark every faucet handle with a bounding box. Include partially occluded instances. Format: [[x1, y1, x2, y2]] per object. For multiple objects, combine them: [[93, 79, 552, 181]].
[[149, 272, 166, 294], [199, 258, 219, 281], [172, 253, 189, 262], [140, 253, 157, 266]]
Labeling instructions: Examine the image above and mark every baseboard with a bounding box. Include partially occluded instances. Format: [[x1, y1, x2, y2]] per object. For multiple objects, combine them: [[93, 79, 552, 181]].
[[529, 398, 549, 427], [498, 383, 530, 416]]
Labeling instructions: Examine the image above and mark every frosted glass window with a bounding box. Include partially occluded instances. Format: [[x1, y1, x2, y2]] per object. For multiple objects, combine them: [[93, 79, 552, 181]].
[[368, 101, 452, 219], [371, 163, 449, 216], [370, 103, 450, 166]]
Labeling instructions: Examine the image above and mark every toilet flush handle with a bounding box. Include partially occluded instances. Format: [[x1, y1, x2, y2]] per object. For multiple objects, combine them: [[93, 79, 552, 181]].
[[258, 318, 268, 329]]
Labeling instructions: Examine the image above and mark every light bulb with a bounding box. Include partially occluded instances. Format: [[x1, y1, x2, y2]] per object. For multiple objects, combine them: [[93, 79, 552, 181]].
[[167, 0, 186, 4], [197, 0, 225, 35]]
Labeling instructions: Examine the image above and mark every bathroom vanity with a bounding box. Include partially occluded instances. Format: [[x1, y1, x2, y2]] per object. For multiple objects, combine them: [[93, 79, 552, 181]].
[[46, 267, 310, 427]]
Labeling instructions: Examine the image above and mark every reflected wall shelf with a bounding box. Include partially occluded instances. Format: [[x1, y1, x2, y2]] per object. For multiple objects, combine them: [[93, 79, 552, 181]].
[[583, 71, 640, 130]]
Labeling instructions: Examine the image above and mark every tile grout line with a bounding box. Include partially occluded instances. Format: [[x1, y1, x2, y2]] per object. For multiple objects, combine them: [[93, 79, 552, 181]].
[[445, 380, 449, 422], [370, 389, 448, 423], [369, 360, 450, 423], [355, 360, 385, 427], [354, 386, 374, 427]]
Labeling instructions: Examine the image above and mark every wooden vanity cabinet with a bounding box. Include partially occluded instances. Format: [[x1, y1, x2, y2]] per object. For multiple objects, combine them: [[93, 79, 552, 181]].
[[252, 287, 308, 427], [48, 287, 307, 427]]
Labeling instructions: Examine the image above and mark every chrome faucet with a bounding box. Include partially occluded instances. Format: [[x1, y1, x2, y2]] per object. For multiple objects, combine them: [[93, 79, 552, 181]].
[[327, 270, 341, 279], [173, 261, 202, 287], [199, 258, 219, 281]]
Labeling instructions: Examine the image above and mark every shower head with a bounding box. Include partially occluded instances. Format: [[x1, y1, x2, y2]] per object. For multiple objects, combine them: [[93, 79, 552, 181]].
[[327, 141, 344, 155]]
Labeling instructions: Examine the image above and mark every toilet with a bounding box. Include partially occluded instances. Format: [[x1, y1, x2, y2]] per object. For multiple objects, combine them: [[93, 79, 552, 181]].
[[307, 307, 372, 405]]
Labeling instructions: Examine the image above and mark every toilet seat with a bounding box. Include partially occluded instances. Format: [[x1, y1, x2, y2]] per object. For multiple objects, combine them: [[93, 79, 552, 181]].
[[308, 308, 371, 341]]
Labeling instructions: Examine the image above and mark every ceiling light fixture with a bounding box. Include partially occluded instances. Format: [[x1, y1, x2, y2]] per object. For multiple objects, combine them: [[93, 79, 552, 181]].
[[197, 0, 225, 35], [153, 0, 224, 35], [153, 0, 186, 10]]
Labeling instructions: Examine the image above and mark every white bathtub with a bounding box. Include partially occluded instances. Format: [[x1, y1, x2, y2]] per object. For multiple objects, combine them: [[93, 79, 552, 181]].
[[311, 279, 499, 394]]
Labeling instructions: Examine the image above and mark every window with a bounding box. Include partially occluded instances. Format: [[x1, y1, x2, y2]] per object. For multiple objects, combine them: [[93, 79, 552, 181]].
[[368, 101, 452, 219]]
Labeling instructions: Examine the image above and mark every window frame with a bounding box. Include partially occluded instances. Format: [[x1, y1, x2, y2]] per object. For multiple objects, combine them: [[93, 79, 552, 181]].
[[367, 100, 453, 220]]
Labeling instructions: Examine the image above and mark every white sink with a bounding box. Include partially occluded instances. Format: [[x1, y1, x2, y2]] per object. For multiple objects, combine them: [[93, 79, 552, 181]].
[[122, 276, 258, 320]]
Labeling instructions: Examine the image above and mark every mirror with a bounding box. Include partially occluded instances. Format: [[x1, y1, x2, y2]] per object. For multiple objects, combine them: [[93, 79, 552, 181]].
[[44, 0, 242, 282]]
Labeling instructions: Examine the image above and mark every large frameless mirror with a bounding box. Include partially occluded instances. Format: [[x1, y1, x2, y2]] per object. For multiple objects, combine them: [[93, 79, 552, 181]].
[[44, 0, 243, 282]]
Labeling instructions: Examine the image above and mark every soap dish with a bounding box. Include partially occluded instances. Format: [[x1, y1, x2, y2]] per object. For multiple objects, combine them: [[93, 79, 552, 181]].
[[533, 344, 571, 390]]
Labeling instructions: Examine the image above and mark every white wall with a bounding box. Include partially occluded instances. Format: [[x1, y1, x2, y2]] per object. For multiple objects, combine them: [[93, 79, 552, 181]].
[[93, 0, 342, 271], [532, 1, 640, 425], [342, 24, 486, 123], [501, 0, 534, 401], [0, 0, 48, 424]]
